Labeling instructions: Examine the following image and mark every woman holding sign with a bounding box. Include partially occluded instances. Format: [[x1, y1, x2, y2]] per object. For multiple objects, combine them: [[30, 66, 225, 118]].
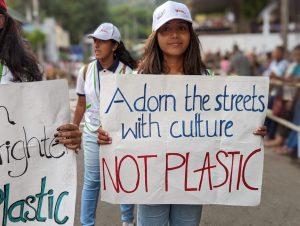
[[0, 0, 81, 149], [73, 23, 136, 226], [98, 1, 266, 225]]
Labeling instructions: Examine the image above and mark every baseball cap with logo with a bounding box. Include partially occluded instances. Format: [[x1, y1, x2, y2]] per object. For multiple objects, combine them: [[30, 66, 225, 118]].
[[88, 23, 121, 43], [0, 0, 7, 11], [152, 1, 192, 32]]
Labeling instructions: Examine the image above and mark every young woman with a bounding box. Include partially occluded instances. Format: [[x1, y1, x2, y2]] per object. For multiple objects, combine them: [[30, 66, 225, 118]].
[[0, 0, 81, 148], [98, 1, 266, 225], [73, 23, 136, 226]]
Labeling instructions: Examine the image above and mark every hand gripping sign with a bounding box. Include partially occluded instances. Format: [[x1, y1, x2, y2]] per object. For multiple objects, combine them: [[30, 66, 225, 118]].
[[99, 75, 269, 206]]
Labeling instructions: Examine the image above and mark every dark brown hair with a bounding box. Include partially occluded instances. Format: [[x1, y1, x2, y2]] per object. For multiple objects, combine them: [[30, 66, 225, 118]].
[[0, 10, 42, 82], [138, 23, 206, 75], [114, 41, 137, 69], [276, 45, 285, 53]]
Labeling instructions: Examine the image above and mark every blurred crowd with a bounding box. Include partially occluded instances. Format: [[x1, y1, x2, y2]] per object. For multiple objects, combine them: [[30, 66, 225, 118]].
[[44, 60, 83, 86], [204, 44, 300, 160]]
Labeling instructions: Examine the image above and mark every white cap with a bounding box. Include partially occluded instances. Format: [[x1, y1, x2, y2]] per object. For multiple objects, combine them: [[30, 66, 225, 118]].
[[88, 23, 121, 43], [152, 1, 192, 32]]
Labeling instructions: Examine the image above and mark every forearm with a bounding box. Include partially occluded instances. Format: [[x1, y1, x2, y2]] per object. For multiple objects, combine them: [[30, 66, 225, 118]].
[[72, 96, 86, 126], [73, 106, 85, 126]]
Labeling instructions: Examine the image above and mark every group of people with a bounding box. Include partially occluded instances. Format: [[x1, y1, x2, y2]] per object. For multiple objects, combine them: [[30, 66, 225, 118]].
[[1, 0, 267, 226], [263, 45, 300, 158], [205, 46, 260, 77], [201, 41, 300, 159]]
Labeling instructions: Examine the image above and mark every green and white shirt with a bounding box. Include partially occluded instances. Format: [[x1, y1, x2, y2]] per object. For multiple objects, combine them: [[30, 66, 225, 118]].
[[76, 59, 132, 135], [0, 63, 14, 84]]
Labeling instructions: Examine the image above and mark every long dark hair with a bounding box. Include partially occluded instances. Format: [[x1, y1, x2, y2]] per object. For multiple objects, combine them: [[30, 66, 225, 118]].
[[139, 23, 207, 75], [114, 41, 136, 69], [0, 10, 42, 82]]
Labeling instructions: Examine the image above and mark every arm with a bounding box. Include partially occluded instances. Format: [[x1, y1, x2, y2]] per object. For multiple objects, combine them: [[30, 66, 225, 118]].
[[269, 60, 289, 80], [73, 65, 86, 126], [73, 95, 86, 126]]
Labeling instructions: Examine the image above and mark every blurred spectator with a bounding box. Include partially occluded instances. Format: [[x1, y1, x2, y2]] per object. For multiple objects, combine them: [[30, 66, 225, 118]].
[[270, 45, 300, 152], [229, 44, 252, 76], [248, 52, 262, 76], [263, 46, 289, 79], [275, 94, 300, 156], [203, 51, 216, 71], [264, 46, 289, 140], [261, 52, 272, 74], [284, 45, 300, 83], [282, 45, 300, 109], [220, 52, 230, 75], [45, 62, 55, 80]]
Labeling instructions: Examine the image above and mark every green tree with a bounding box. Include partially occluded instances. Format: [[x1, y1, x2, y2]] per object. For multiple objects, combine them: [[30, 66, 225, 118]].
[[241, 0, 270, 18], [39, 0, 110, 44], [110, 4, 152, 41], [7, 0, 110, 44], [24, 29, 45, 52]]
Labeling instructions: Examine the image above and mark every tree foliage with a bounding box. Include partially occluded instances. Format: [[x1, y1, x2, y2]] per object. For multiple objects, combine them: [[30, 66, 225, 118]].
[[7, 0, 110, 44], [24, 29, 45, 51], [39, 0, 110, 43], [110, 3, 153, 40], [7, 0, 160, 44], [241, 0, 270, 19]]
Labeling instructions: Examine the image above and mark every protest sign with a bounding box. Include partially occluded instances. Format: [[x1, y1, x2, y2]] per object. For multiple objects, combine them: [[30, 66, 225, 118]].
[[0, 80, 76, 225], [100, 75, 269, 206]]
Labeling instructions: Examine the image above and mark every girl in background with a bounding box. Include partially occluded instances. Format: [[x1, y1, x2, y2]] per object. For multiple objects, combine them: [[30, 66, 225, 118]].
[[73, 23, 136, 226]]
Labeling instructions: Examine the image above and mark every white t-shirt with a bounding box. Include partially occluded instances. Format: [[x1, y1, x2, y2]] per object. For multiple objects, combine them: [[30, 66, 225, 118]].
[[0, 64, 14, 84], [263, 59, 289, 96], [76, 59, 132, 135], [263, 59, 289, 77]]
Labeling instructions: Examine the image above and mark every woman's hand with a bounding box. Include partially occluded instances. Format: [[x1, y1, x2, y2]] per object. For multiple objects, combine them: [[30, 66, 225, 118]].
[[253, 125, 267, 137], [55, 123, 82, 152], [97, 128, 112, 145]]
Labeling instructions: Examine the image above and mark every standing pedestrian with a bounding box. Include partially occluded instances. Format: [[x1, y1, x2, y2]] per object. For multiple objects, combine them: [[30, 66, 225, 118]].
[[263, 46, 289, 141], [229, 44, 252, 76], [73, 23, 136, 226]]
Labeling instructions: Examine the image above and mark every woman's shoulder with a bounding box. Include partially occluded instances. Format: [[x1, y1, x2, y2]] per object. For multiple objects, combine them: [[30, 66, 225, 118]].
[[205, 69, 214, 76], [0, 65, 14, 84], [118, 61, 135, 74], [78, 60, 97, 78]]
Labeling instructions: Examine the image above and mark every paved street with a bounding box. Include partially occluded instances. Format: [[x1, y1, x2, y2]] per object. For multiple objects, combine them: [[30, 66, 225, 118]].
[[69, 89, 300, 226]]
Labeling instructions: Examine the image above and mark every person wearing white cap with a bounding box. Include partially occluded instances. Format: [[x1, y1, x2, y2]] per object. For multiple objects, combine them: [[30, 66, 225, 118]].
[[73, 22, 136, 226], [98, 1, 267, 226]]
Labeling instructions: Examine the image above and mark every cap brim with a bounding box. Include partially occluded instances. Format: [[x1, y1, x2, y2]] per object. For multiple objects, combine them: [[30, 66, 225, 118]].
[[87, 34, 110, 40], [153, 17, 192, 31], [87, 34, 120, 43]]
